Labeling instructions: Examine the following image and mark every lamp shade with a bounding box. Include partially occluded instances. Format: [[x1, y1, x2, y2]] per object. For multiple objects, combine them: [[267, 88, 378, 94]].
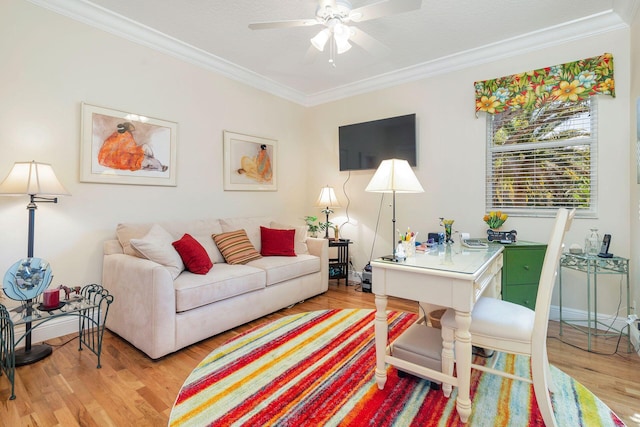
[[311, 28, 331, 51], [0, 161, 70, 196], [365, 159, 424, 193], [315, 185, 340, 208]]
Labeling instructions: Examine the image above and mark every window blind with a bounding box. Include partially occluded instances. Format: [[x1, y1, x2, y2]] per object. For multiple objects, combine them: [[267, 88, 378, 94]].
[[486, 99, 597, 217]]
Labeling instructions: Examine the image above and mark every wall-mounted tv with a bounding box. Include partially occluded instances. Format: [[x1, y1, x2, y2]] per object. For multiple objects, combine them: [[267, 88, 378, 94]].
[[339, 113, 416, 171]]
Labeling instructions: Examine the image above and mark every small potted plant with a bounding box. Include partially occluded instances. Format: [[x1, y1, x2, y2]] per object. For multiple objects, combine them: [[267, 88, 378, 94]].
[[304, 216, 320, 238]]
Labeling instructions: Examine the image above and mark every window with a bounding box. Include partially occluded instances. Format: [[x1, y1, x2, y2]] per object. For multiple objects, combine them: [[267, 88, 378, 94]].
[[486, 98, 597, 217]]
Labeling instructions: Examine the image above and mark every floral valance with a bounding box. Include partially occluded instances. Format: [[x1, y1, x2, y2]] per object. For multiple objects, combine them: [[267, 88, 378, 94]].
[[475, 53, 615, 116]]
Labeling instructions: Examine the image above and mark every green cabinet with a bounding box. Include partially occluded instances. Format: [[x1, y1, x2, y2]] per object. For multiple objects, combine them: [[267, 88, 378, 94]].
[[498, 241, 547, 310]]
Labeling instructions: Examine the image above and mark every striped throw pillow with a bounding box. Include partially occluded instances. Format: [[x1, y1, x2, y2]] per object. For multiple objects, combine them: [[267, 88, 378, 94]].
[[212, 229, 262, 265]]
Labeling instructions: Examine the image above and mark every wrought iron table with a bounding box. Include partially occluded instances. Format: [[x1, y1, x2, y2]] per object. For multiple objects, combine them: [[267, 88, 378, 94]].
[[558, 252, 630, 351], [0, 284, 113, 400]]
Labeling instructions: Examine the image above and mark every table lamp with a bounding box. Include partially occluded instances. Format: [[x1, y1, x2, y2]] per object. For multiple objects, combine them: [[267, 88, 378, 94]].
[[315, 185, 340, 239], [0, 160, 70, 365], [365, 159, 423, 261]]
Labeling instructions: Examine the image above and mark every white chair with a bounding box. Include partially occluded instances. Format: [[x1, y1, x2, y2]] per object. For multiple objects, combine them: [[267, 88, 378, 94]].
[[440, 208, 575, 427]]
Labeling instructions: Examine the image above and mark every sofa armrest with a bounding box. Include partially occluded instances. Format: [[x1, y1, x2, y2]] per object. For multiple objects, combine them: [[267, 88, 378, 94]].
[[102, 253, 176, 359], [104, 239, 123, 255], [306, 237, 329, 286]]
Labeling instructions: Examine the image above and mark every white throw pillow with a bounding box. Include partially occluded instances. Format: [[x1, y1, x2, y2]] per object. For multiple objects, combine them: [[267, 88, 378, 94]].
[[130, 224, 185, 279]]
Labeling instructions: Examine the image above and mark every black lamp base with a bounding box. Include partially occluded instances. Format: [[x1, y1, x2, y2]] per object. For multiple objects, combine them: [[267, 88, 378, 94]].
[[14, 344, 52, 366]]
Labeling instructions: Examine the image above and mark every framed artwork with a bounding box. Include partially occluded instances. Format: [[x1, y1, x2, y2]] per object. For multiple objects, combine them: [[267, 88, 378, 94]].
[[223, 131, 277, 191], [80, 102, 177, 186]]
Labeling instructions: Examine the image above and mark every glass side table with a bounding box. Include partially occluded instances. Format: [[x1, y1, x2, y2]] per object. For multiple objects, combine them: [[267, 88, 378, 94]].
[[558, 252, 630, 351], [0, 284, 113, 400]]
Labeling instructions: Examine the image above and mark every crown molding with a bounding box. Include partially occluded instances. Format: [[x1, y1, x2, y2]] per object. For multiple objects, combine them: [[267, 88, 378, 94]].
[[305, 10, 628, 106], [613, 0, 640, 24], [26, 0, 309, 105], [28, 0, 632, 108]]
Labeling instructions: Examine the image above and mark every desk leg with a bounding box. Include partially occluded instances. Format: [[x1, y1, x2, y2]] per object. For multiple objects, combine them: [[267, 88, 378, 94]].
[[374, 294, 388, 390], [455, 309, 472, 423]]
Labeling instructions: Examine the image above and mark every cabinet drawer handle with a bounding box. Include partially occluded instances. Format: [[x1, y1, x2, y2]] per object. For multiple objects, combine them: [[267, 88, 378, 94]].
[[523, 265, 530, 270]]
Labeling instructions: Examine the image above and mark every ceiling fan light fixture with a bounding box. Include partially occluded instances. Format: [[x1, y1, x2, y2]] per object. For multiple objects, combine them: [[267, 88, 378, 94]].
[[311, 28, 331, 51], [336, 38, 352, 54]]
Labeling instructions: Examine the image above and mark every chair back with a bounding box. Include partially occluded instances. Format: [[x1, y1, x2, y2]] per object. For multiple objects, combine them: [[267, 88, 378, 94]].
[[531, 208, 575, 350]]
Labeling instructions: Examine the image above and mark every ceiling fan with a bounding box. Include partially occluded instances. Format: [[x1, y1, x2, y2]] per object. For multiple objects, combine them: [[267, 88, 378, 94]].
[[249, 0, 422, 65]]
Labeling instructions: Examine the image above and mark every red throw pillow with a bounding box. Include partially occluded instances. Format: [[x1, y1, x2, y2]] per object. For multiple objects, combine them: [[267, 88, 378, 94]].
[[260, 226, 296, 257], [172, 233, 213, 274]]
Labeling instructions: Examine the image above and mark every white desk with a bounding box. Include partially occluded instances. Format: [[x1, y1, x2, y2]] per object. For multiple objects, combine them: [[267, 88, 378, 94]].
[[372, 244, 503, 423]]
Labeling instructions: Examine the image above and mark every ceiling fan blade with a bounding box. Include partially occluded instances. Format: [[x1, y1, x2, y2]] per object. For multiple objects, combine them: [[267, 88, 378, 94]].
[[349, 27, 391, 57], [249, 19, 320, 30], [349, 27, 391, 58], [350, 0, 422, 22]]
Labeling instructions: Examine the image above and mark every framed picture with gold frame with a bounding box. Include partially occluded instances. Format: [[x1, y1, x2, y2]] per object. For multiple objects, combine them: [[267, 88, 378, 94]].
[[223, 131, 277, 191], [80, 102, 177, 186]]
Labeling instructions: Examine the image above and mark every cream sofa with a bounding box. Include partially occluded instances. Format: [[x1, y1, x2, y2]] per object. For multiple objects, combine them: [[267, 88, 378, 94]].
[[103, 216, 328, 359]]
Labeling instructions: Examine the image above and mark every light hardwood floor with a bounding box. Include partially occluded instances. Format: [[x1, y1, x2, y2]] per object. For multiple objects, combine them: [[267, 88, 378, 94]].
[[1, 282, 639, 426]]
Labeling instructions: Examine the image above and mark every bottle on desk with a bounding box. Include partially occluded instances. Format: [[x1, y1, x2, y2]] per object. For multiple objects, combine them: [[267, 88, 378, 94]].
[[584, 228, 600, 255]]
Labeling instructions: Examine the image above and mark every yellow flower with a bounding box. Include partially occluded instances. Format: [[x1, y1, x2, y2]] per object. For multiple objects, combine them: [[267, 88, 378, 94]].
[[476, 96, 500, 113], [598, 78, 614, 92], [484, 212, 508, 229], [552, 80, 585, 102]]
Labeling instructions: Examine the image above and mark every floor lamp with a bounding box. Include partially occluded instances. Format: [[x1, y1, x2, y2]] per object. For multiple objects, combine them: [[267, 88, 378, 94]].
[[365, 159, 423, 261], [315, 185, 340, 239], [0, 161, 70, 365]]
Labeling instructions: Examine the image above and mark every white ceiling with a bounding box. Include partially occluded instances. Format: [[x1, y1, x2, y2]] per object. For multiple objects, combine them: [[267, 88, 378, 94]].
[[31, 0, 638, 106]]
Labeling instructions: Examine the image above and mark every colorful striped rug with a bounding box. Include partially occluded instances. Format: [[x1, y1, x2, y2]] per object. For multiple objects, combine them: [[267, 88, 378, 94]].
[[169, 309, 624, 426]]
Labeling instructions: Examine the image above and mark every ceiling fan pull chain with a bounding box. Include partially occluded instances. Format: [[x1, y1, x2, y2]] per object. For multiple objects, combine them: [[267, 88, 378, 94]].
[[329, 36, 336, 67]]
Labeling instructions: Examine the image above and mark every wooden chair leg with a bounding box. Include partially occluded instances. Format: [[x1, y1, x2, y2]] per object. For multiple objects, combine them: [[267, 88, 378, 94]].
[[531, 352, 558, 427], [441, 325, 455, 398]]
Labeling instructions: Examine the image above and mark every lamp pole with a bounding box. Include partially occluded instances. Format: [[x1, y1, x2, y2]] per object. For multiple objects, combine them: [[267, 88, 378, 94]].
[[15, 195, 57, 366]]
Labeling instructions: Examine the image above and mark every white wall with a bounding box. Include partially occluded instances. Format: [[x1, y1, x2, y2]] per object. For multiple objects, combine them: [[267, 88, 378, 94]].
[[308, 30, 633, 318], [0, 0, 311, 294], [630, 8, 640, 317], [0, 0, 636, 323]]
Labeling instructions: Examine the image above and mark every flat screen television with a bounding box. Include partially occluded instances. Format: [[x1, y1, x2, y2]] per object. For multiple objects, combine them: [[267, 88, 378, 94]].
[[339, 113, 416, 171]]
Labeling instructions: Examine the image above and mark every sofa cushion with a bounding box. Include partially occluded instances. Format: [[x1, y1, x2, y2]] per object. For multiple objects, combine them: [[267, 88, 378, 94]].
[[173, 264, 266, 312], [260, 226, 296, 257], [248, 254, 320, 286], [172, 233, 213, 274], [213, 229, 262, 265], [116, 222, 152, 257], [161, 219, 225, 263], [270, 221, 308, 255], [129, 224, 185, 279], [220, 217, 272, 252]]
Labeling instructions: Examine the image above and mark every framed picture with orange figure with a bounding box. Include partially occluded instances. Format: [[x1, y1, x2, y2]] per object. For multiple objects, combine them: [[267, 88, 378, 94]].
[[80, 103, 177, 186], [223, 131, 277, 191]]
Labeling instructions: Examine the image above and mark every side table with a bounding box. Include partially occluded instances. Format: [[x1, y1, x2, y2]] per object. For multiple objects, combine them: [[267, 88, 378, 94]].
[[558, 252, 630, 351], [328, 239, 351, 285], [0, 284, 114, 400]]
